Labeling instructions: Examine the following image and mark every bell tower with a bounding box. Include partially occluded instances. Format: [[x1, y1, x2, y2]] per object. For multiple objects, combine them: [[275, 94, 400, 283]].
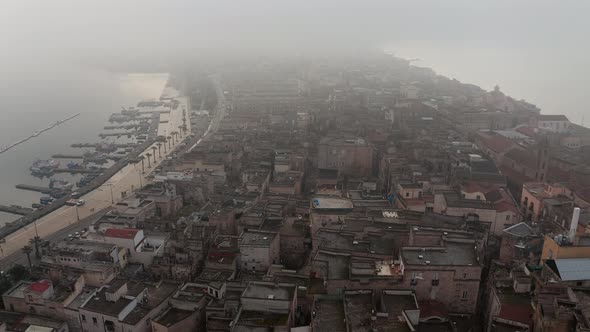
[[534, 136, 550, 182]]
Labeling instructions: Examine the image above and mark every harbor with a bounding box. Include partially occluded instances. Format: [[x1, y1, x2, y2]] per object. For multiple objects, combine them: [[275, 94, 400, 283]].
[[0, 75, 191, 249]]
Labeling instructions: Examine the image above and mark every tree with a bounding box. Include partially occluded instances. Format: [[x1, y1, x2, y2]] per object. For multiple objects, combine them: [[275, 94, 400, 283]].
[[178, 125, 183, 137], [7, 264, 29, 282], [157, 143, 162, 157], [0, 269, 14, 297], [167, 136, 172, 149], [21, 245, 33, 271], [151, 146, 157, 163], [138, 155, 145, 173], [145, 153, 152, 168]]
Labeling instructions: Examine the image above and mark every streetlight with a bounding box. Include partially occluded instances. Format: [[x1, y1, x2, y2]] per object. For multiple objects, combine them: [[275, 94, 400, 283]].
[[99, 183, 115, 204]]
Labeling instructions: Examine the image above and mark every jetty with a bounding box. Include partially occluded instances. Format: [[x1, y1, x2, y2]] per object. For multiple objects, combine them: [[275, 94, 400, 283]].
[[0, 205, 33, 216]]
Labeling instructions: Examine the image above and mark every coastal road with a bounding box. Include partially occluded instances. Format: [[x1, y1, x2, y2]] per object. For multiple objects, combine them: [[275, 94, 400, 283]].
[[0, 208, 109, 271], [189, 74, 227, 151], [0, 87, 191, 263]]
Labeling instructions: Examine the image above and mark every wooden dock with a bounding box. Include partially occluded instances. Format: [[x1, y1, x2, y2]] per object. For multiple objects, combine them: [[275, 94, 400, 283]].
[[0, 205, 33, 216]]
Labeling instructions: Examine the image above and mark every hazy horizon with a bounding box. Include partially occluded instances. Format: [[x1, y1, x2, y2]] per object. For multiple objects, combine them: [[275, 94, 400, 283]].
[[2, 0, 590, 122]]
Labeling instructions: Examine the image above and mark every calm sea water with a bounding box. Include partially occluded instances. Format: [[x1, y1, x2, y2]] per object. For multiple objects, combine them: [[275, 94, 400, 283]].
[[0, 64, 167, 224]]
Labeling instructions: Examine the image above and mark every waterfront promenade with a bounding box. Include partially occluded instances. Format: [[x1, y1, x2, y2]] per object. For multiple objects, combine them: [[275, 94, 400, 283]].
[[0, 88, 191, 260]]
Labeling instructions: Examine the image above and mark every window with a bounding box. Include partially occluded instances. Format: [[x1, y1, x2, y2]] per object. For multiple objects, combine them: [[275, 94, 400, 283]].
[[476, 195, 481, 200], [506, 215, 511, 221], [92, 317, 98, 325], [82, 315, 86, 321], [432, 272, 439, 286], [105, 320, 115, 332], [463, 273, 468, 279], [462, 291, 468, 299], [405, 192, 410, 197]]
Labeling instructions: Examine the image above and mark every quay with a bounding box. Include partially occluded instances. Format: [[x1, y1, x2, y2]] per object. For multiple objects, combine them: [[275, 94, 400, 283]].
[[0, 205, 33, 216]]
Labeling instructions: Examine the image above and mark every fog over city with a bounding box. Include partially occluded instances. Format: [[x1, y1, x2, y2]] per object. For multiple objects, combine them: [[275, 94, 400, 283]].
[[0, 2, 590, 332], [3, 1, 590, 120]]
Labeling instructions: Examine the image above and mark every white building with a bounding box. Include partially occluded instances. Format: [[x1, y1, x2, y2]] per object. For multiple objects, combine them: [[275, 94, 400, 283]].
[[534, 114, 570, 133]]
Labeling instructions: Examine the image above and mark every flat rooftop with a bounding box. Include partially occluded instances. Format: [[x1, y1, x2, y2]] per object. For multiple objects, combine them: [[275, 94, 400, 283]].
[[240, 230, 278, 246], [316, 230, 395, 255], [312, 197, 354, 210], [344, 291, 375, 332], [198, 269, 234, 284], [236, 310, 290, 328], [381, 290, 418, 313], [314, 251, 350, 280], [312, 297, 346, 332], [402, 243, 479, 266], [242, 282, 295, 301], [81, 287, 133, 316], [444, 193, 495, 210], [153, 307, 194, 327]]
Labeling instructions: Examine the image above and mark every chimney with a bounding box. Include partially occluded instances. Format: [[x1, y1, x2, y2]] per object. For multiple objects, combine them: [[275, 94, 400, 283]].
[[569, 207, 581, 243]]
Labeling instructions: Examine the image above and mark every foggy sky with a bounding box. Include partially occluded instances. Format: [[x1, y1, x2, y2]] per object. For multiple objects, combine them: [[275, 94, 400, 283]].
[[2, 1, 590, 120], [3, 0, 588, 61]]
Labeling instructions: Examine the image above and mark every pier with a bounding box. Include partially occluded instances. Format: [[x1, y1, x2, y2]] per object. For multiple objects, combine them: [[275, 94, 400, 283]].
[[0, 205, 33, 216], [15, 184, 59, 194], [99, 131, 141, 138], [104, 124, 146, 130], [51, 154, 85, 159], [53, 168, 105, 174], [71, 143, 136, 149]]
